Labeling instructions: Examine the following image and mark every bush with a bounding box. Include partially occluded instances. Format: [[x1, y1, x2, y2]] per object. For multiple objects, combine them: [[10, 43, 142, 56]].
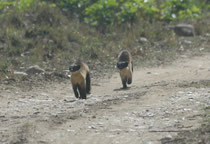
[[61, 0, 205, 29], [0, 0, 15, 12], [0, 0, 208, 28], [160, 0, 201, 21], [0, 0, 209, 77]]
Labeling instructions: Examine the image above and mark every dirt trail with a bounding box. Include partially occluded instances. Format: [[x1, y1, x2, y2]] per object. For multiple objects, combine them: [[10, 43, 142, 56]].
[[0, 54, 210, 144]]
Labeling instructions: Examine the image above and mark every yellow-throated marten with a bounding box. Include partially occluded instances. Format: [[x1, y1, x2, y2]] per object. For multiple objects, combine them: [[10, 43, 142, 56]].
[[69, 61, 91, 99], [117, 50, 133, 89]]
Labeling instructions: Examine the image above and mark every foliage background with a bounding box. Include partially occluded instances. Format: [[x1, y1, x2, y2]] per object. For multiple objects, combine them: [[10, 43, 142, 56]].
[[0, 0, 210, 79]]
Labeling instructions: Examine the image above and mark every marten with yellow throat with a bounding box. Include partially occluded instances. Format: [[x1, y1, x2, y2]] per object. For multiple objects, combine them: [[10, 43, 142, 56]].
[[69, 61, 91, 99], [117, 50, 133, 89]]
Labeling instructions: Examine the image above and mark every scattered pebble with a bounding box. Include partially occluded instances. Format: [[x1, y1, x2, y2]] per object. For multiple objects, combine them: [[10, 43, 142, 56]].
[[40, 93, 48, 97], [88, 125, 96, 129]]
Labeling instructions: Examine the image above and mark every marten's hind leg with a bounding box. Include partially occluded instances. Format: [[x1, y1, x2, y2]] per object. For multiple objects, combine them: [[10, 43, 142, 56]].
[[78, 84, 87, 99], [128, 76, 132, 84]]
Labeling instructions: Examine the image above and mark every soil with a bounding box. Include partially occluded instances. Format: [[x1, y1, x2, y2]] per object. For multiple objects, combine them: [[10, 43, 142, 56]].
[[0, 53, 210, 144]]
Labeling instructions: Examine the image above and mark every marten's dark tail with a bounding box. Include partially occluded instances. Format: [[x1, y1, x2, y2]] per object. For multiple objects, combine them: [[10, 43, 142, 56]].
[[86, 72, 91, 94]]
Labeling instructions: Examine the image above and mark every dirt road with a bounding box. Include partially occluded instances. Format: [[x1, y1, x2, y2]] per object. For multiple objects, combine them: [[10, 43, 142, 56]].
[[0, 54, 210, 144]]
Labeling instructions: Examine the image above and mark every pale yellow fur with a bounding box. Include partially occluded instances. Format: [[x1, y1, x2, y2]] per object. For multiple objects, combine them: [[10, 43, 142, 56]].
[[119, 63, 132, 81]]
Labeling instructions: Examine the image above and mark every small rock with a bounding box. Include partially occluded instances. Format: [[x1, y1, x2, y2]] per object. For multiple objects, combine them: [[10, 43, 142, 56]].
[[67, 129, 75, 132], [144, 141, 153, 144], [169, 24, 195, 36], [53, 71, 68, 78], [26, 65, 45, 75], [199, 48, 205, 51], [184, 108, 191, 111], [126, 128, 136, 133], [184, 40, 192, 44], [205, 33, 210, 37], [98, 122, 104, 127], [88, 125, 96, 129], [123, 95, 128, 98], [33, 112, 40, 115], [14, 71, 28, 76], [40, 93, 48, 97], [154, 72, 159, 75], [139, 37, 148, 42]]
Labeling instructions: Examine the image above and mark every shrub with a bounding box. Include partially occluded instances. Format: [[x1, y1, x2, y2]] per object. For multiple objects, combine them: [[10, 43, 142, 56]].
[[0, 0, 207, 28], [160, 0, 201, 21], [0, 0, 15, 12]]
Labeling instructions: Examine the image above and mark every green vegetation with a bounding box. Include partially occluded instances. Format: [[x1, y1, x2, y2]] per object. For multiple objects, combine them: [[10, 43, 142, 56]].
[[178, 80, 210, 88], [0, 0, 210, 80], [0, 0, 209, 28]]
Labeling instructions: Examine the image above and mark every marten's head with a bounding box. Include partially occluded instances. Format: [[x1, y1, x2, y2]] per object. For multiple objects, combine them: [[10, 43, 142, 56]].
[[117, 61, 128, 69], [69, 60, 82, 72], [69, 64, 80, 72]]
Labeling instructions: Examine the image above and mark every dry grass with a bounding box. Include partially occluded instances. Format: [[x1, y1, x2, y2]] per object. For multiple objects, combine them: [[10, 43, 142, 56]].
[[0, 3, 210, 81]]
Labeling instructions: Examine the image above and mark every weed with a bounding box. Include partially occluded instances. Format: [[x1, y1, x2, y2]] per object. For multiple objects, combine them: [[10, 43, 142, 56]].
[[178, 80, 210, 88]]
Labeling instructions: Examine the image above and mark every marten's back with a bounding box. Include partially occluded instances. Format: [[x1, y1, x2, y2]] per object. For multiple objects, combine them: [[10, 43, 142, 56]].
[[118, 50, 131, 62]]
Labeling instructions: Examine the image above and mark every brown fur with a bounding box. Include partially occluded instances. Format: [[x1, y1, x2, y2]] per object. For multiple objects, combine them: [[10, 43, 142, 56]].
[[70, 61, 91, 99], [117, 50, 133, 89]]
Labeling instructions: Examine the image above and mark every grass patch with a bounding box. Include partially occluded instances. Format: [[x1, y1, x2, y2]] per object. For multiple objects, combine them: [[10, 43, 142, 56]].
[[178, 80, 210, 88], [0, 1, 210, 81]]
